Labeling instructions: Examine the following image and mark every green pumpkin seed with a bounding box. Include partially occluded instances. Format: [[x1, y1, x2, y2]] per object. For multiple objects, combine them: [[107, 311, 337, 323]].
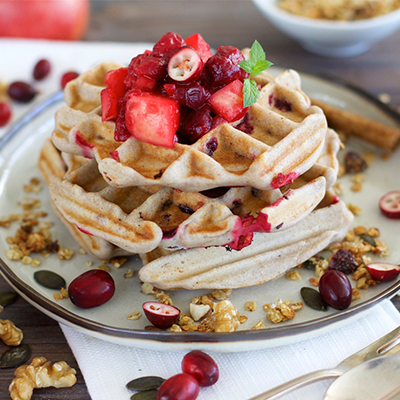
[[360, 234, 376, 247], [34, 270, 66, 290], [131, 389, 158, 400], [302, 255, 325, 270], [126, 376, 165, 392], [0, 344, 31, 369], [301, 287, 327, 311], [0, 291, 19, 307]]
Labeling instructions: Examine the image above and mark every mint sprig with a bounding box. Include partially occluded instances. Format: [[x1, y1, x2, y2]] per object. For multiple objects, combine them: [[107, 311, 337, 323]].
[[239, 40, 273, 108]]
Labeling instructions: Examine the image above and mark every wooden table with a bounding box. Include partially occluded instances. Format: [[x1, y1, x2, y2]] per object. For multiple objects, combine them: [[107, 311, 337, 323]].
[[1, 1, 399, 399]]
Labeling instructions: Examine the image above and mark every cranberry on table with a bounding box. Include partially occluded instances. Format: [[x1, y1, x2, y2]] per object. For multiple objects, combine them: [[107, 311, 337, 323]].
[[61, 71, 80, 88], [156, 373, 199, 400], [319, 270, 352, 310], [7, 81, 37, 102], [0, 102, 12, 127], [33, 59, 51, 80], [181, 350, 219, 387], [68, 269, 115, 309]]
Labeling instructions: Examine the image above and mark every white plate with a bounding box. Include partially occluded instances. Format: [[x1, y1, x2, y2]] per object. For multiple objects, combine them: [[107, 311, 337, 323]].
[[0, 44, 400, 352]]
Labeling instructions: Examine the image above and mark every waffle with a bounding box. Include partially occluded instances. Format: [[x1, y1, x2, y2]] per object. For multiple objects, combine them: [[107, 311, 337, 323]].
[[47, 123, 339, 255], [38, 139, 132, 259], [138, 191, 354, 290], [52, 63, 329, 192]]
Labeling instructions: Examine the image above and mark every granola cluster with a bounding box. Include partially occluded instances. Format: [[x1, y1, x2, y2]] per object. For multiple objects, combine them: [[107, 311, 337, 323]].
[[277, 0, 400, 20], [1, 178, 74, 267]]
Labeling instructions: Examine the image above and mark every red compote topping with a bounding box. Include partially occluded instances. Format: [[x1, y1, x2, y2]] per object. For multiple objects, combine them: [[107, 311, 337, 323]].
[[100, 33, 270, 148]]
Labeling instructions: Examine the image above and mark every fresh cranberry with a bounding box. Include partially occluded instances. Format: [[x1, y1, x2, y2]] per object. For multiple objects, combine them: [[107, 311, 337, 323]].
[[183, 106, 213, 142], [61, 71, 79, 88], [181, 350, 219, 387], [152, 32, 185, 58], [142, 301, 180, 329], [68, 269, 115, 309], [0, 102, 12, 127], [204, 46, 248, 89], [328, 249, 358, 275], [168, 46, 203, 83], [319, 270, 352, 310], [33, 59, 51, 80], [7, 81, 37, 102], [156, 373, 199, 400]]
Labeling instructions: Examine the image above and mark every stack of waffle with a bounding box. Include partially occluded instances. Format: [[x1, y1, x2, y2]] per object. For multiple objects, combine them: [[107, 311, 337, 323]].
[[39, 61, 353, 289]]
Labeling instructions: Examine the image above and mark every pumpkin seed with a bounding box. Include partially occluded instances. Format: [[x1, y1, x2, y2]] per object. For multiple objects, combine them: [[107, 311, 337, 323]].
[[360, 233, 376, 247], [302, 255, 325, 270], [34, 270, 66, 290], [0, 291, 19, 307], [131, 389, 158, 400], [0, 344, 31, 369], [126, 376, 165, 392], [301, 287, 327, 311]]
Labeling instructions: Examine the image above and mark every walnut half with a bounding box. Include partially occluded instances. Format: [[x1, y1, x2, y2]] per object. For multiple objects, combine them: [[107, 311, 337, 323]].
[[9, 357, 77, 400]]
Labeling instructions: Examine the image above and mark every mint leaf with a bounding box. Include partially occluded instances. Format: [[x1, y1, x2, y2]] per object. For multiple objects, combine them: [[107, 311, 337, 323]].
[[238, 60, 253, 74], [249, 40, 266, 66], [242, 79, 260, 108], [252, 60, 273, 76], [239, 40, 272, 108]]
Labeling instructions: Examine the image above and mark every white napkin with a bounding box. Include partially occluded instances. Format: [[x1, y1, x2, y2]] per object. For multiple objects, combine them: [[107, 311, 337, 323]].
[[61, 299, 400, 400]]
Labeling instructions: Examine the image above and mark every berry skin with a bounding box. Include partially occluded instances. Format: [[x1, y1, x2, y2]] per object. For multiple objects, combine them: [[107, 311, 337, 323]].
[[156, 373, 199, 400], [379, 191, 400, 219], [152, 32, 186, 57], [7, 81, 37, 103], [181, 350, 219, 387], [33, 59, 51, 80], [319, 270, 352, 310], [68, 269, 115, 309], [61, 71, 79, 88], [0, 102, 12, 127]]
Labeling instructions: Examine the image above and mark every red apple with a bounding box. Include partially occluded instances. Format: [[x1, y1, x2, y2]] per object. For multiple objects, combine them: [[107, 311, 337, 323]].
[[0, 0, 90, 40]]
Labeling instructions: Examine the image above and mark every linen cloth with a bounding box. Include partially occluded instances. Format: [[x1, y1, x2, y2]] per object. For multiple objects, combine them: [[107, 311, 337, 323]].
[[61, 299, 400, 400]]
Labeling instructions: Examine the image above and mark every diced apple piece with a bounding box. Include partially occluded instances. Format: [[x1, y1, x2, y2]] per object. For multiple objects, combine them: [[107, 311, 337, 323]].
[[185, 33, 213, 62], [208, 79, 248, 122], [104, 67, 128, 97], [101, 88, 119, 122], [125, 91, 180, 148]]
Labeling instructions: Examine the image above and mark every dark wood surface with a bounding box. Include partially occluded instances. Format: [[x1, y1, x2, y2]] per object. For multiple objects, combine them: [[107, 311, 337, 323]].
[[1, 1, 399, 399]]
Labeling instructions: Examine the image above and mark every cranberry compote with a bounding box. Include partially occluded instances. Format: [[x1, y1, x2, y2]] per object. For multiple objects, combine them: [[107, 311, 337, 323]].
[[156, 373, 199, 400], [181, 350, 219, 387], [319, 270, 352, 310]]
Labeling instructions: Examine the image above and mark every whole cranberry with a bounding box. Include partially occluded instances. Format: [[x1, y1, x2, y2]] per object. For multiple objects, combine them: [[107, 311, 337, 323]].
[[156, 373, 199, 400], [0, 102, 12, 127], [182, 350, 219, 387], [204, 46, 248, 89], [68, 269, 115, 309], [152, 32, 185, 58], [183, 106, 213, 142], [319, 270, 352, 310], [33, 59, 51, 80], [7, 81, 37, 102], [61, 71, 79, 88]]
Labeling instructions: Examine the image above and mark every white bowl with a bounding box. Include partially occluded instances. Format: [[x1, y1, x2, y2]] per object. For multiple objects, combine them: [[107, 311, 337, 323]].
[[252, 0, 400, 57]]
